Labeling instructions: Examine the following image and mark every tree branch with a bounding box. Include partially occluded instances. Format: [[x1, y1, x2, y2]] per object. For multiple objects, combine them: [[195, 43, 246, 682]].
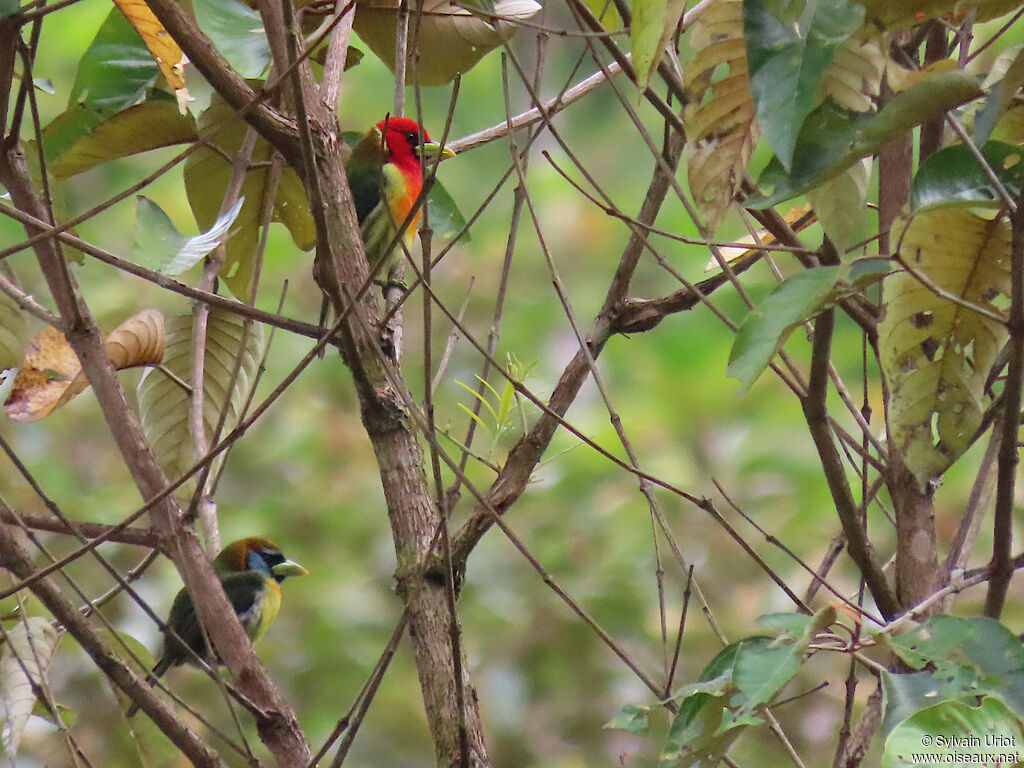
[[0, 522, 226, 768], [252, 0, 491, 761], [143, 0, 302, 165], [801, 308, 899, 619], [0, 138, 311, 767], [0, 504, 158, 547], [985, 200, 1024, 617], [451, 131, 685, 564]]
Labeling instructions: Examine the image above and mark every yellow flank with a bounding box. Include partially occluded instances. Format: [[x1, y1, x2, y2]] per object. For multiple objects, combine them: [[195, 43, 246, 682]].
[[382, 164, 419, 244], [250, 576, 283, 642]]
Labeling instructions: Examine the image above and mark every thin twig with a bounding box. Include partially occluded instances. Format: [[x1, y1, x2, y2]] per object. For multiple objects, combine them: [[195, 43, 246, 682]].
[[802, 309, 899, 619], [985, 196, 1023, 618]]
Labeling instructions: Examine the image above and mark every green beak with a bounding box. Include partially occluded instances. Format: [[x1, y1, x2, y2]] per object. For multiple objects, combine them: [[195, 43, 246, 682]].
[[272, 559, 309, 578], [420, 141, 456, 160]]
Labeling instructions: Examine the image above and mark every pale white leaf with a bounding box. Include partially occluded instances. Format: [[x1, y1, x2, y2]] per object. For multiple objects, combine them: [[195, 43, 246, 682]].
[[1, 617, 60, 761], [133, 196, 244, 277]]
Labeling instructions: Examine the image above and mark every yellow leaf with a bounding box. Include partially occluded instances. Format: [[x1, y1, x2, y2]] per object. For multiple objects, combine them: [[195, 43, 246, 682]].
[[705, 204, 814, 270], [112, 0, 191, 114], [4, 326, 82, 423], [818, 34, 885, 113], [879, 210, 1011, 487]]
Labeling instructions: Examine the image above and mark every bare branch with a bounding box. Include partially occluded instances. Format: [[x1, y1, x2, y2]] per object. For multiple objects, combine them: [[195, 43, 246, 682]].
[[985, 196, 1024, 617], [802, 308, 899, 619]]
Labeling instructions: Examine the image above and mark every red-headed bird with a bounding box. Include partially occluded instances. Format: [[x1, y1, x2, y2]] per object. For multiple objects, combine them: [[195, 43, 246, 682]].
[[346, 115, 455, 276], [126, 537, 307, 716]]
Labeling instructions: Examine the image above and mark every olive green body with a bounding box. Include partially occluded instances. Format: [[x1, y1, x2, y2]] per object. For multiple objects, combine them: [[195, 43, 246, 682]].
[[126, 538, 306, 716], [151, 570, 283, 676]]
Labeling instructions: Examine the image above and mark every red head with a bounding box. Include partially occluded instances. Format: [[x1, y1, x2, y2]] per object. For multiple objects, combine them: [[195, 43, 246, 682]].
[[368, 116, 453, 237], [376, 116, 431, 174]]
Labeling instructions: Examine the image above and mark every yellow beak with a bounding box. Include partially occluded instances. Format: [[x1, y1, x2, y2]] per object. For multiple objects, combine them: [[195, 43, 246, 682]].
[[271, 559, 309, 578], [420, 141, 456, 160]]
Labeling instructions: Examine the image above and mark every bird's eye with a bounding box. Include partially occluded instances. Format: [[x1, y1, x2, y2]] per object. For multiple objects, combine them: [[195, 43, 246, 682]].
[[404, 131, 419, 149], [248, 547, 285, 572]]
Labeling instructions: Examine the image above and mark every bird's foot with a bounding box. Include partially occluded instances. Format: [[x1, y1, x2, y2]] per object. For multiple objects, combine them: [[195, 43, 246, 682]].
[[373, 277, 408, 294]]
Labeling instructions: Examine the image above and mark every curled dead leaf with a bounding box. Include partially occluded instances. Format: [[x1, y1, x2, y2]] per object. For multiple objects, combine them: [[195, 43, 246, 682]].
[[4, 310, 166, 423]]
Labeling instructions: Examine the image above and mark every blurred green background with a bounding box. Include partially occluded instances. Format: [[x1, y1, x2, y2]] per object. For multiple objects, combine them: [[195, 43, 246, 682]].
[[2, 1, 1023, 765]]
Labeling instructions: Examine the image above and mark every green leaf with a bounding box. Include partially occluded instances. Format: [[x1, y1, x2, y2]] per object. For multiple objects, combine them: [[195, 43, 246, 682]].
[[0, 284, 28, 372], [134, 196, 244, 276], [806, 158, 871, 253], [975, 46, 1024, 147], [880, 615, 1024, 719], [70, 9, 159, 112], [744, 0, 864, 170], [456, 378, 499, 423], [184, 94, 315, 298], [749, 71, 983, 208], [137, 307, 264, 490], [910, 141, 1024, 212], [583, 0, 621, 27], [756, 612, 814, 636], [193, 0, 271, 78], [728, 639, 800, 721], [879, 211, 1010, 486], [632, 0, 673, 90], [880, 670, 970, 738], [51, 98, 197, 178], [605, 702, 652, 734], [426, 179, 469, 241], [728, 266, 838, 389], [455, 402, 492, 437], [670, 674, 735, 702], [663, 653, 741, 767], [352, 0, 539, 86], [864, 71, 981, 143], [496, 378, 515, 430], [883, 697, 1024, 768], [727, 258, 890, 390], [856, 0, 1024, 30], [41, 8, 160, 163]]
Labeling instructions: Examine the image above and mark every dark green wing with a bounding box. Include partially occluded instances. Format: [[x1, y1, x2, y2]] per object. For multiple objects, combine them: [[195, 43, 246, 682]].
[[346, 131, 385, 225], [220, 571, 265, 634], [156, 585, 205, 672]]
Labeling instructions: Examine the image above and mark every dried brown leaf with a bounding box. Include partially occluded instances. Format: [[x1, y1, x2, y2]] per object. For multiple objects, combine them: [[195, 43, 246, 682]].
[[682, 0, 759, 234], [4, 310, 166, 423]]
